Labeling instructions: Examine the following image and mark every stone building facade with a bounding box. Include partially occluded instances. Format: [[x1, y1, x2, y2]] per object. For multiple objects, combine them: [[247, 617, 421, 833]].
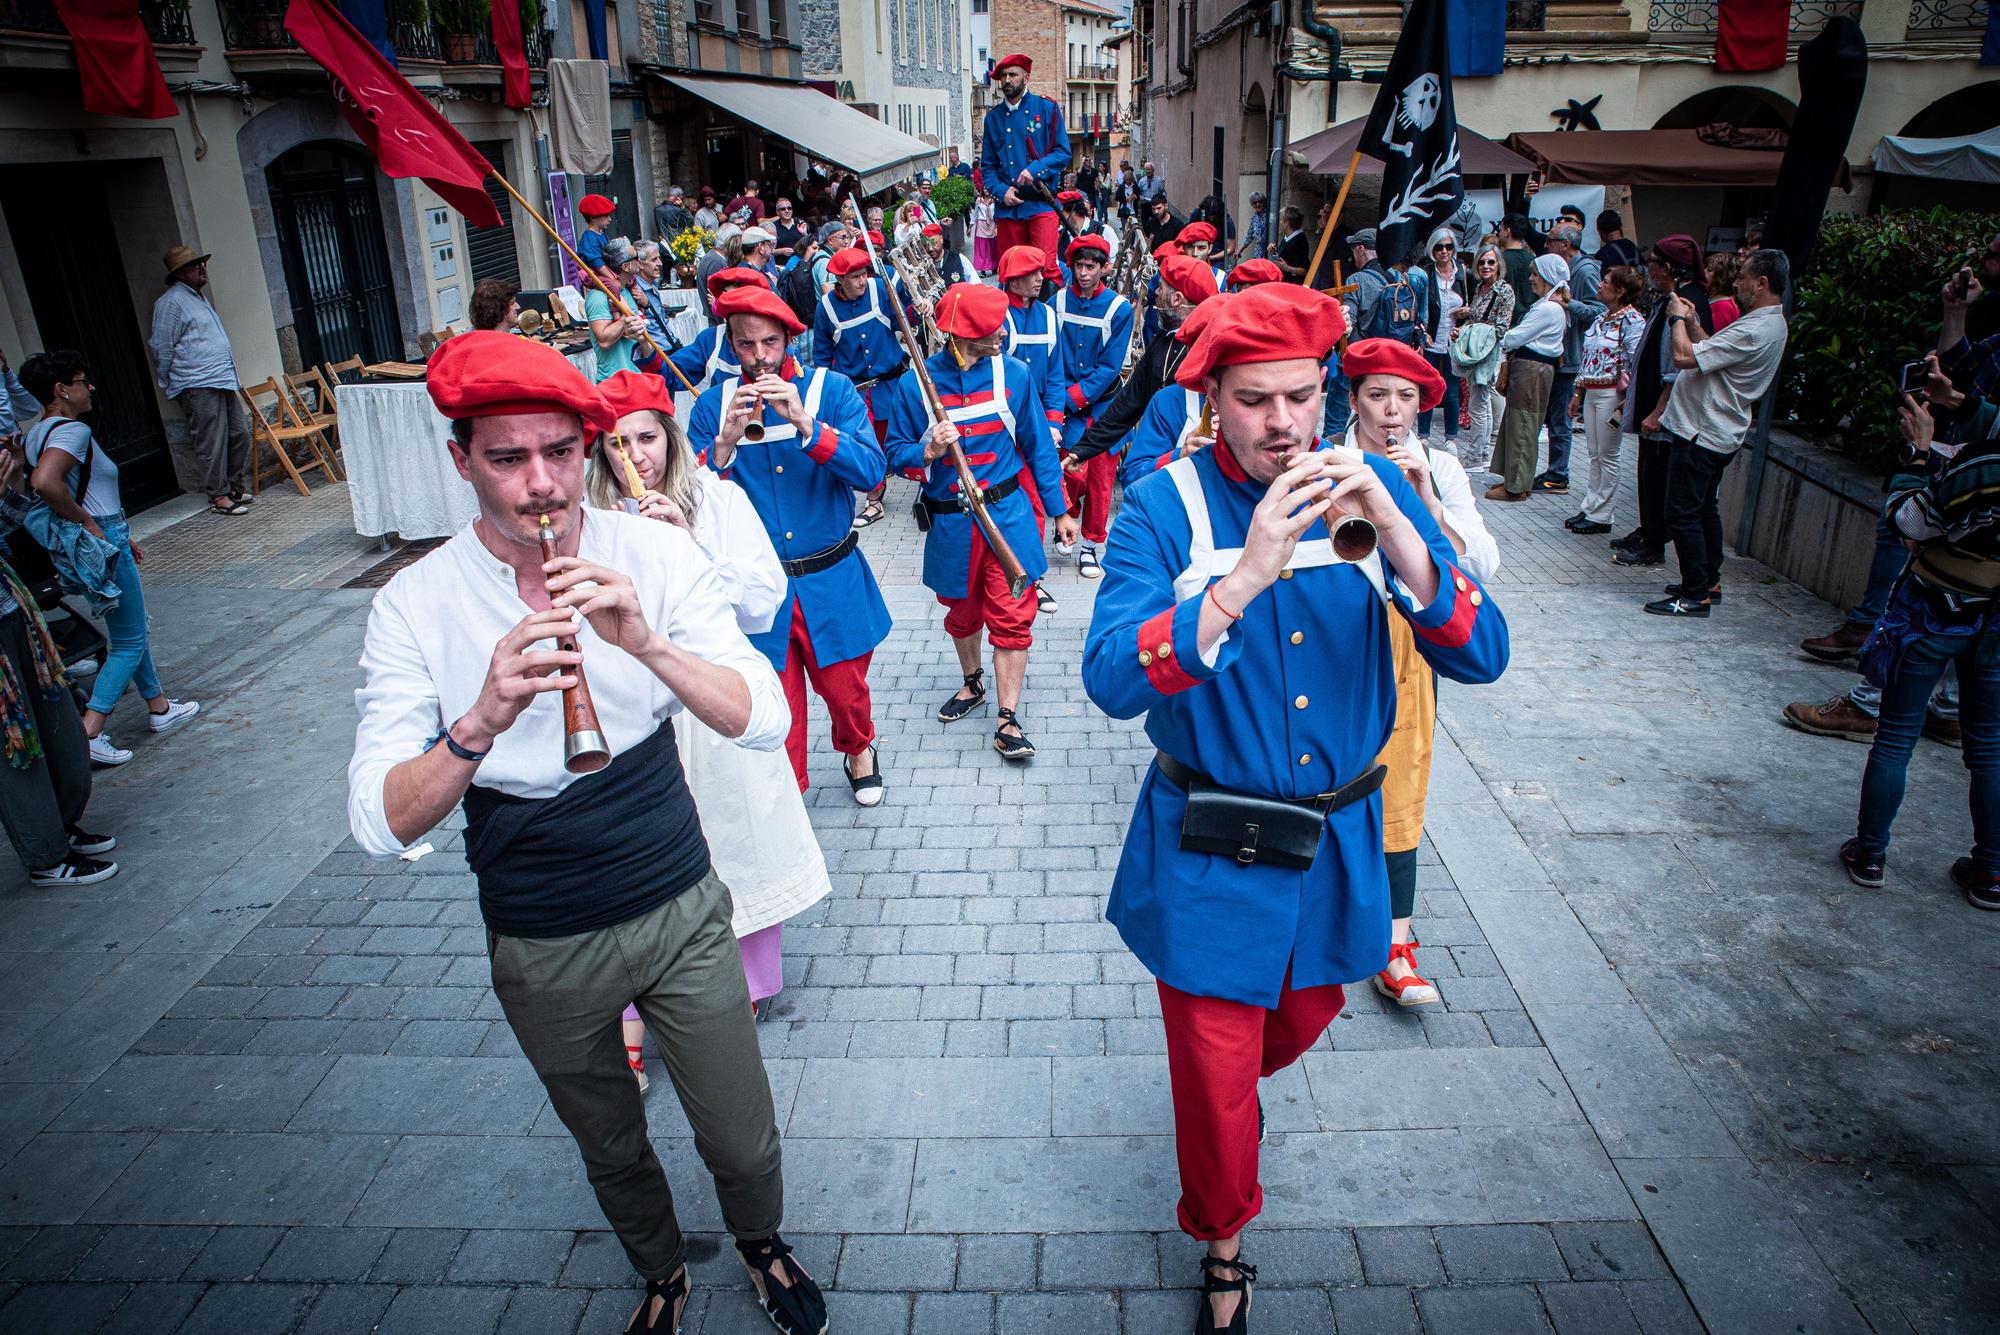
[[801, 0, 975, 155]]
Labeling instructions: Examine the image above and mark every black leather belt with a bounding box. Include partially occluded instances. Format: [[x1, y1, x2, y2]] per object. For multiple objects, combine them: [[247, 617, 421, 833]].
[[922, 473, 1019, 517], [781, 530, 858, 578], [854, 363, 909, 392], [1156, 752, 1386, 815]]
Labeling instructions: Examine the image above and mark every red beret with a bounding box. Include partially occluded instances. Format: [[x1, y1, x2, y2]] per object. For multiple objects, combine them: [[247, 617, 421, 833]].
[[921, 222, 944, 238], [935, 282, 1008, 339], [714, 284, 805, 337], [1227, 259, 1284, 288], [1177, 221, 1217, 246], [597, 368, 676, 422], [577, 193, 616, 218], [1175, 285, 1346, 390], [1057, 190, 1084, 203], [997, 246, 1046, 282], [1173, 295, 1228, 346], [1151, 239, 1183, 263], [993, 52, 1032, 74], [1341, 337, 1447, 411], [1159, 253, 1219, 305], [868, 229, 887, 250], [428, 331, 615, 434], [706, 265, 771, 298], [827, 247, 873, 276], [1065, 233, 1111, 262]]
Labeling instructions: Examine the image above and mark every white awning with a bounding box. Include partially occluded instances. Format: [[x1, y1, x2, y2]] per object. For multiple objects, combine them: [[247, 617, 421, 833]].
[[1872, 127, 2000, 185], [656, 72, 939, 194]]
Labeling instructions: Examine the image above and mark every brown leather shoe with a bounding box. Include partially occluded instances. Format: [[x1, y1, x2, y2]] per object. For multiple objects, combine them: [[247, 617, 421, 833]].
[[1781, 694, 1878, 742], [1801, 622, 1870, 663], [1483, 484, 1526, 502], [1926, 710, 1964, 748]]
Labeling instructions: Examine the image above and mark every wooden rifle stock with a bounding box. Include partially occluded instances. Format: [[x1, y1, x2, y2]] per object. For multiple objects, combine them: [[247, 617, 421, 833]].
[[846, 204, 1031, 598]]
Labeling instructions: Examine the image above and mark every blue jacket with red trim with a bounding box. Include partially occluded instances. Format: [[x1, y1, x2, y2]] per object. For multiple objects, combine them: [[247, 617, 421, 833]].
[[882, 350, 1068, 599], [1052, 283, 1134, 449], [980, 92, 1070, 222], [1002, 296, 1066, 454], [810, 277, 910, 387], [1116, 383, 1205, 490], [1082, 442, 1508, 1007], [666, 324, 742, 396], [689, 361, 892, 669]]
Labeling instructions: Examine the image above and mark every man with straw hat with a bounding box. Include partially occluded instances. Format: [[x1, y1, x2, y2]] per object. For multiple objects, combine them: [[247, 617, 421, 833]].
[[148, 244, 251, 516]]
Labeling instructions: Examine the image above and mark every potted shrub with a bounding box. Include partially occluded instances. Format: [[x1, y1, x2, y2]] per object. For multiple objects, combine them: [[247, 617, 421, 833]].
[[433, 0, 489, 60]]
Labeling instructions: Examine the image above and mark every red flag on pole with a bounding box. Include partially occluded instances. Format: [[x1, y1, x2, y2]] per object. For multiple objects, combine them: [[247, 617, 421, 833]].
[[284, 0, 502, 226], [490, 0, 531, 110], [52, 0, 176, 120], [1716, 0, 1788, 72]]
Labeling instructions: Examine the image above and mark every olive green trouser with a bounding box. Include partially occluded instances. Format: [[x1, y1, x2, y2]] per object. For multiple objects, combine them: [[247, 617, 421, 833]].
[[487, 868, 782, 1280], [1495, 357, 1555, 496]]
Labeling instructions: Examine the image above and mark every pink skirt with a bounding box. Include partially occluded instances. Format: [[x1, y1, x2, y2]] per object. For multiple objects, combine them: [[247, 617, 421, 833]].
[[974, 235, 997, 273], [620, 921, 784, 1022]]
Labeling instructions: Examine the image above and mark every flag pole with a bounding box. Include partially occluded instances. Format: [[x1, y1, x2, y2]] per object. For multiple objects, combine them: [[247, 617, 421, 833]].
[[487, 169, 701, 398], [1303, 149, 1364, 290]]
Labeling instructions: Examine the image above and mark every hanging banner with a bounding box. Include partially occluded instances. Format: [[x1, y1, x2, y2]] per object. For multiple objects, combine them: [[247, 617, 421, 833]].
[[548, 171, 581, 290]]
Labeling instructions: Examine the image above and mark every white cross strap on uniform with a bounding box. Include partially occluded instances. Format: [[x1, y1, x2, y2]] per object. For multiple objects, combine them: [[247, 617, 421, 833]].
[[1172, 389, 1204, 456], [1005, 307, 1056, 355], [920, 356, 1018, 446], [719, 369, 828, 445], [820, 279, 890, 345], [1054, 288, 1132, 345], [1163, 452, 1390, 607]]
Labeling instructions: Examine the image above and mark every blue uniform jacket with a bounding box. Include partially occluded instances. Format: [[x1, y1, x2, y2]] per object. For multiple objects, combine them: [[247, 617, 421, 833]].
[[981, 92, 1069, 222], [1053, 284, 1134, 448], [667, 324, 742, 396], [810, 277, 910, 386], [1002, 297, 1067, 454], [689, 362, 892, 668], [882, 351, 1067, 599], [1117, 384, 1205, 490], [1082, 443, 1509, 1007]]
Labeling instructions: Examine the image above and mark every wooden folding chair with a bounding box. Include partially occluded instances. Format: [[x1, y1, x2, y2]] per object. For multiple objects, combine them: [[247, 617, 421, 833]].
[[324, 356, 365, 385], [241, 377, 339, 496], [546, 293, 572, 329], [282, 370, 345, 476]]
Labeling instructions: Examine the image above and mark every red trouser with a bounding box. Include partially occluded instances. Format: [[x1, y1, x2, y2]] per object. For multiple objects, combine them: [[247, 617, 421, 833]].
[[940, 525, 1038, 650], [778, 596, 875, 791], [1157, 972, 1347, 1240], [1061, 448, 1116, 544], [995, 213, 1064, 283]]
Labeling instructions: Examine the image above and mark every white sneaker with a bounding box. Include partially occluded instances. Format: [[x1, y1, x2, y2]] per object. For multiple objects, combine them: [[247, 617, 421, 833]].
[[146, 699, 200, 734], [89, 734, 132, 766], [1055, 540, 1078, 556], [68, 656, 99, 679]]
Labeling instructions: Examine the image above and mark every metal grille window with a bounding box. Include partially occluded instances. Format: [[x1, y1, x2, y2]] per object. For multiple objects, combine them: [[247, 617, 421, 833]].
[[1506, 0, 1546, 27], [467, 140, 521, 285], [1908, 0, 1988, 32]]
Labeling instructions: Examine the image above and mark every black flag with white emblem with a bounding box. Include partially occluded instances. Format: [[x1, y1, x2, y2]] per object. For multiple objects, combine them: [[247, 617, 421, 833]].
[[1358, 0, 1465, 267]]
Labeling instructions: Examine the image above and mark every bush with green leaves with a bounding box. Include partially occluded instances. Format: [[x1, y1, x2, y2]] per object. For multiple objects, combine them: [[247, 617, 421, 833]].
[[1782, 207, 2000, 470], [930, 173, 974, 221]]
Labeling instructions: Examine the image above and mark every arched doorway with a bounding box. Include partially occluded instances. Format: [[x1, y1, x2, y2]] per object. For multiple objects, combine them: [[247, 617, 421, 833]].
[[1635, 87, 1797, 255], [1238, 83, 1269, 233], [1876, 83, 2000, 212], [267, 142, 403, 368], [1654, 85, 1795, 132]]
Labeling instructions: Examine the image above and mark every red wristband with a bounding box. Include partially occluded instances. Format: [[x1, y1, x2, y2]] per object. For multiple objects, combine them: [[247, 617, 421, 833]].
[[1206, 583, 1242, 621]]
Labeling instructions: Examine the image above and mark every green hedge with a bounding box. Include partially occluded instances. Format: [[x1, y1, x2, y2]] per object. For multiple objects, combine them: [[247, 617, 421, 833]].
[[1783, 207, 2000, 471]]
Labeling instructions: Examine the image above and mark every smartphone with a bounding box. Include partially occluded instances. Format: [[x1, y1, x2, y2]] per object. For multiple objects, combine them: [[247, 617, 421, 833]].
[[1952, 268, 1973, 300], [1900, 361, 1929, 395]]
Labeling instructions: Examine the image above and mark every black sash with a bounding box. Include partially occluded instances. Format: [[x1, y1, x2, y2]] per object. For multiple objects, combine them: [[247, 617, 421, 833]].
[[461, 722, 711, 938]]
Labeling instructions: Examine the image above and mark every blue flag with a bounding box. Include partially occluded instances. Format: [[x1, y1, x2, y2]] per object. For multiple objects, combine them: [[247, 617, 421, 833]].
[[1985, 0, 2000, 65], [583, 0, 608, 61], [1449, 0, 1504, 77], [337, 0, 393, 62]]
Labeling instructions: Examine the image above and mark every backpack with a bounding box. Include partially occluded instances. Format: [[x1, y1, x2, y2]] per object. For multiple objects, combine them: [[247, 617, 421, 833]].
[[780, 260, 819, 327], [1368, 272, 1423, 348]]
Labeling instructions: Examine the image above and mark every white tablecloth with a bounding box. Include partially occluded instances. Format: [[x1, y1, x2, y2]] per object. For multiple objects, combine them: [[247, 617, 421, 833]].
[[337, 383, 477, 540]]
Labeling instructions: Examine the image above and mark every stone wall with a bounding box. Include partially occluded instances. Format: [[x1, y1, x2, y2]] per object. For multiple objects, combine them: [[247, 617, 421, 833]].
[[798, 0, 841, 76], [1718, 427, 1880, 616]]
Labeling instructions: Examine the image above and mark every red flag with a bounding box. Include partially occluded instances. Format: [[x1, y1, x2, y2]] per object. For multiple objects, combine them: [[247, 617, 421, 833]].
[[1716, 0, 1788, 72], [52, 0, 176, 120], [284, 0, 501, 227], [490, 0, 530, 110]]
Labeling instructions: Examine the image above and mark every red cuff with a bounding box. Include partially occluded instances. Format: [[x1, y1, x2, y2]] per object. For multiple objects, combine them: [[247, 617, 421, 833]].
[[1138, 607, 1199, 696], [1151, 450, 1173, 473], [1046, 408, 1065, 424], [804, 421, 839, 465], [902, 467, 928, 482], [1068, 384, 1088, 411], [1411, 571, 1480, 650]]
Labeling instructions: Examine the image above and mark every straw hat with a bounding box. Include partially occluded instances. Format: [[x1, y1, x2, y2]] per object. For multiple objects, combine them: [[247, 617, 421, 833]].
[[162, 244, 210, 275]]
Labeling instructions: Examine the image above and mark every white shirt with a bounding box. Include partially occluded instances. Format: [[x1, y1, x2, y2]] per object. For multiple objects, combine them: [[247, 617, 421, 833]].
[[1426, 269, 1464, 356], [676, 475, 787, 637], [1501, 296, 1567, 358], [347, 507, 789, 858], [1662, 302, 1789, 455], [1344, 427, 1501, 585]]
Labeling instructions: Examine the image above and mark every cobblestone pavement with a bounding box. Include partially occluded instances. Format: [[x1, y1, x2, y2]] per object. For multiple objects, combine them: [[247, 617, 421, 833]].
[[0, 468, 1996, 1334]]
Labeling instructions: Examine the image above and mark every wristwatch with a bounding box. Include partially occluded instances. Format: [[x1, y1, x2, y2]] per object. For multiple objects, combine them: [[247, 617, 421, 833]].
[[424, 724, 488, 763]]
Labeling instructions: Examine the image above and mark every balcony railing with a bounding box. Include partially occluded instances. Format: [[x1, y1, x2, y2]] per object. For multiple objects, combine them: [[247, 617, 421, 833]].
[[3, 0, 194, 42], [1908, 0, 1988, 33], [1648, 0, 1866, 37], [215, 0, 547, 64], [1067, 58, 1117, 80], [1506, 1, 1546, 28]]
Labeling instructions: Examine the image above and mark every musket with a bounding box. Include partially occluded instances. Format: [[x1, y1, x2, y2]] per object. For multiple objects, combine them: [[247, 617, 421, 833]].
[[845, 201, 1032, 598]]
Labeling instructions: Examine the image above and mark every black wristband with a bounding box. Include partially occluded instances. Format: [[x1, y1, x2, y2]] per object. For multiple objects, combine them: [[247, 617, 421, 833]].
[[425, 725, 488, 763]]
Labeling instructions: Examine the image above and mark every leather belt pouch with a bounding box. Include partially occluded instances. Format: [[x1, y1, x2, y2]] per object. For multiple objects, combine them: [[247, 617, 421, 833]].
[[1180, 784, 1327, 870]]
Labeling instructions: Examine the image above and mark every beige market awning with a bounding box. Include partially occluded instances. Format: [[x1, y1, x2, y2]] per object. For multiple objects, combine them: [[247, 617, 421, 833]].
[[650, 71, 939, 194]]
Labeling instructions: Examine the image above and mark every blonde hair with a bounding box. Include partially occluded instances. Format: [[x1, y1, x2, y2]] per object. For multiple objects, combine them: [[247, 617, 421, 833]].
[[586, 408, 702, 519]]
